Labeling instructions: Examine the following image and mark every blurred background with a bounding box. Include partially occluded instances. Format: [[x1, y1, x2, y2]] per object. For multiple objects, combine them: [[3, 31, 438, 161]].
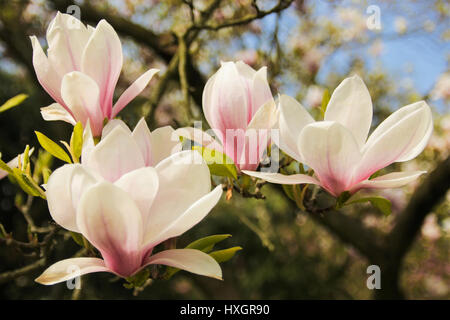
[[0, 0, 448, 299]]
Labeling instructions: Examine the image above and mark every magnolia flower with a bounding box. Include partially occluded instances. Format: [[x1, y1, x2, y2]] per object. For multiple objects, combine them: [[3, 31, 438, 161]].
[[36, 120, 223, 284], [30, 12, 158, 136], [244, 75, 433, 197], [176, 61, 277, 171]]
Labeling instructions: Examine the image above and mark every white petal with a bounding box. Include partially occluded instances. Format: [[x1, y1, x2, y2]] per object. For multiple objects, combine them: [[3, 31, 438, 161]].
[[350, 171, 426, 193], [144, 151, 211, 244], [81, 20, 122, 118], [324, 75, 373, 148], [85, 126, 145, 182], [40, 103, 76, 125], [144, 186, 222, 248], [247, 99, 277, 131], [174, 127, 224, 153], [0, 148, 35, 180], [242, 170, 320, 185], [144, 249, 222, 280], [114, 167, 159, 227], [277, 94, 314, 162], [356, 101, 433, 182], [112, 68, 159, 117], [250, 66, 274, 119], [131, 118, 153, 166], [61, 72, 104, 136], [81, 121, 95, 164], [35, 258, 109, 285], [76, 182, 143, 276], [46, 164, 100, 232], [298, 121, 362, 196], [149, 126, 183, 165], [46, 12, 91, 74], [102, 119, 132, 138], [30, 36, 63, 105]]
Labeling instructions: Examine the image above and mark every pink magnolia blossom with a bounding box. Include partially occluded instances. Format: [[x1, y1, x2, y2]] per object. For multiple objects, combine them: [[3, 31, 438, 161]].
[[36, 119, 223, 284], [244, 75, 433, 197], [176, 61, 277, 171], [30, 12, 158, 136]]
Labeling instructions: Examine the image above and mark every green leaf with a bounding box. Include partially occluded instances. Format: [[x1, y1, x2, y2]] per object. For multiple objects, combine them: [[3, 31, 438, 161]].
[[11, 168, 42, 197], [125, 268, 150, 288], [0, 94, 28, 113], [70, 122, 84, 162], [209, 246, 242, 263], [336, 191, 352, 208], [348, 196, 392, 216], [164, 234, 236, 280], [186, 234, 232, 253], [320, 89, 330, 118], [193, 146, 238, 180], [70, 232, 85, 247], [282, 184, 296, 201], [35, 131, 72, 163]]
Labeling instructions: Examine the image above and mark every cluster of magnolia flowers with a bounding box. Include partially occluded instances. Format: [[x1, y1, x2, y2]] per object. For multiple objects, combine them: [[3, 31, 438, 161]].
[[0, 12, 433, 287]]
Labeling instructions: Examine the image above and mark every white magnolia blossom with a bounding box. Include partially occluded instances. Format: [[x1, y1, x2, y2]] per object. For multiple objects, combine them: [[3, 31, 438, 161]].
[[36, 119, 223, 284], [244, 75, 433, 197]]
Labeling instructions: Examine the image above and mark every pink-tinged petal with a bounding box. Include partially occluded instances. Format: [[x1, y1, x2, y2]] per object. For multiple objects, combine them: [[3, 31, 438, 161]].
[[30, 36, 64, 107], [85, 126, 145, 182], [145, 151, 211, 243], [150, 126, 183, 166], [277, 95, 314, 162], [356, 101, 432, 182], [350, 171, 426, 193], [144, 186, 222, 248], [240, 100, 278, 170], [114, 167, 159, 227], [324, 75, 373, 149], [46, 12, 91, 75], [102, 119, 132, 138], [174, 127, 224, 153], [131, 118, 153, 166], [76, 182, 143, 277], [35, 258, 110, 285], [40, 103, 76, 125], [250, 66, 274, 120], [203, 62, 248, 133], [61, 72, 104, 136], [111, 68, 159, 117], [144, 249, 222, 280], [46, 164, 100, 232], [247, 99, 277, 131], [242, 170, 321, 185], [298, 122, 362, 196], [81, 20, 122, 118], [81, 121, 95, 164]]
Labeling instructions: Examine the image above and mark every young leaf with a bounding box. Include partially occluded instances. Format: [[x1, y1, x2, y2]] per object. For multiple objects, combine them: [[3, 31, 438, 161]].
[[70, 232, 85, 247], [35, 131, 72, 163], [186, 234, 232, 253], [209, 246, 242, 263], [70, 122, 84, 162], [348, 196, 392, 216], [0, 158, 13, 175], [11, 168, 42, 198], [320, 89, 330, 118], [193, 146, 238, 180], [0, 94, 28, 113]]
